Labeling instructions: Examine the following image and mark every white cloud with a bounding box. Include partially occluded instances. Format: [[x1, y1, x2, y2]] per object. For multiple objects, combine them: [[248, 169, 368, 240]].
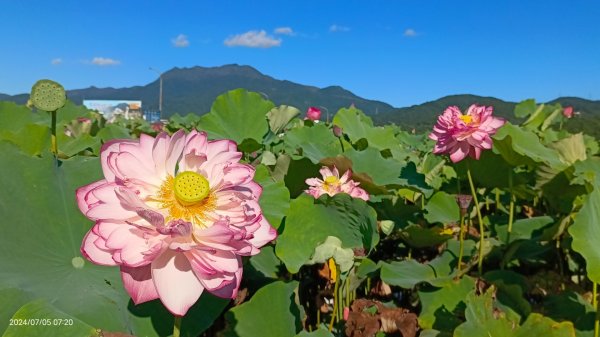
[[274, 27, 295, 36], [329, 24, 350, 32], [91, 57, 120, 66], [224, 30, 281, 48], [172, 34, 190, 47], [404, 28, 418, 37], [51, 58, 62, 65]]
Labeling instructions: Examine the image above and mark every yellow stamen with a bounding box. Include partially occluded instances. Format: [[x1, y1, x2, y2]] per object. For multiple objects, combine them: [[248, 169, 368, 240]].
[[459, 114, 473, 124], [324, 175, 339, 185]]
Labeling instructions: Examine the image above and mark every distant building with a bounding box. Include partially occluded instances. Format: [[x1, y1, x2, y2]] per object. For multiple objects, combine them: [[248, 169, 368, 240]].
[[144, 111, 161, 122], [83, 100, 143, 121]]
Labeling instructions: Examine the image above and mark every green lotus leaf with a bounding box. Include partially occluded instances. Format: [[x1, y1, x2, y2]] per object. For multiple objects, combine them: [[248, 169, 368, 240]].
[[267, 105, 301, 134], [199, 89, 273, 144], [423, 191, 460, 225], [418, 276, 475, 331], [454, 287, 576, 337], [284, 123, 342, 163], [225, 281, 301, 337], [276, 194, 378, 273], [254, 164, 291, 229]]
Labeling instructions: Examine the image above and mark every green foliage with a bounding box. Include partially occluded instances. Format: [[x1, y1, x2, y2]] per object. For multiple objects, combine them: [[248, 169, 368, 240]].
[[1, 88, 598, 337], [3, 300, 97, 337], [199, 88, 273, 143], [454, 288, 576, 337], [418, 276, 475, 331], [276, 194, 379, 273], [225, 281, 301, 337], [424, 191, 460, 224]]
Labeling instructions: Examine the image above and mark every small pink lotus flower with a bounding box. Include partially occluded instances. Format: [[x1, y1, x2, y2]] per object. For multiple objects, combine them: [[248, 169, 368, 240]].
[[563, 106, 574, 119], [306, 107, 322, 121], [428, 105, 505, 163], [77, 130, 276, 316], [305, 166, 369, 201]]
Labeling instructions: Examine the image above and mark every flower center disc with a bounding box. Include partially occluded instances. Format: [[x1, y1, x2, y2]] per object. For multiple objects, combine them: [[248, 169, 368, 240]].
[[173, 171, 210, 206]]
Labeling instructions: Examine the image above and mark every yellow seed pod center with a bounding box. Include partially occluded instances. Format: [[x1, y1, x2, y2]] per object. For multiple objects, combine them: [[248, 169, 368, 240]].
[[459, 114, 473, 124], [173, 171, 210, 206], [324, 176, 339, 185]]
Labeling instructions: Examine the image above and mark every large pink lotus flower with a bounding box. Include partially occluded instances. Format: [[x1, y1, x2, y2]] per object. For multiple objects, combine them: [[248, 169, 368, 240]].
[[428, 104, 505, 163], [77, 130, 276, 316], [305, 166, 369, 201], [306, 107, 322, 121]]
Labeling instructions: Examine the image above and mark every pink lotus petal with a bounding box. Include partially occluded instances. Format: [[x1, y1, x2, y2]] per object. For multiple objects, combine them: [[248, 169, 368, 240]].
[[81, 229, 117, 266], [121, 265, 160, 304], [151, 250, 204, 316], [76, 180, 106, 215], [101, 139, 140, 182]]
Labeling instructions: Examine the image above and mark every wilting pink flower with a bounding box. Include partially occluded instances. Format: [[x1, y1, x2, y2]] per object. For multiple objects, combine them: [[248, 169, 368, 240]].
[[306, 107, 322, 121], [77, 130, 276, 316], [305, 166, 369, 201], [428, 105, 505, 163], [563, 106, 574, 119], [151, 121, 164, 132]]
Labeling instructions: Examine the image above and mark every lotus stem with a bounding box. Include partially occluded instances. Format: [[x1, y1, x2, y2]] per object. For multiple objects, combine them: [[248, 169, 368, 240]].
[[329, 273, 340, 332], [457, 213, 466, 275], [594, 282, 599, 337], [466, 164, 485, 275], [507, 170, 515, 243], [317, 306, 321, 326], [51, 110, 58, 156], [173, 316, 182, 337]]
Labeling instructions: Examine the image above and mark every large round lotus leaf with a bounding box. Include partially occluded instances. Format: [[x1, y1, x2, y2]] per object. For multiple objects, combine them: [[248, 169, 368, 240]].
[[492, 123, 562, 168], [454, 288, 576, 337], [224, 281, 301, 337], [380, 250, 455, 288], [3, 300, 97, 337], [332, 106, 397, 151], [418, 276, 475, 330], [30, 79, 66, 112], [253, 164, 290, 229], [423, 191, 460, 225], [275, 194, 379, 273], [0, 142, 227, 336], [284, 123, 342, 164], [568, 158, 600, 285], [199, 89, 273, 144]]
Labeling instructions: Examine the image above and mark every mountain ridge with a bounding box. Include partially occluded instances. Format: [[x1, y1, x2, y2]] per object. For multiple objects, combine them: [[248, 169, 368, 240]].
[[1, 64, 599, 132]]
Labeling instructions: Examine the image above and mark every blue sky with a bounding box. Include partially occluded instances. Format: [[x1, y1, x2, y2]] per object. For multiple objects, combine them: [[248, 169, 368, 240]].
[[1, 0, 599, 107]]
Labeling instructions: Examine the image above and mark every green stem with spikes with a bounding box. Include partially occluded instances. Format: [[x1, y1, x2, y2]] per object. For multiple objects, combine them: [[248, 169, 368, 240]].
[[466, 163, 485, 275]]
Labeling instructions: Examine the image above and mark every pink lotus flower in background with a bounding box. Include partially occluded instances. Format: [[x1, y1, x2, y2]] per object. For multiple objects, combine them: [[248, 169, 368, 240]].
[[428, 104, 505, 163], [77, 130, 276, 316], [563, 106, 574, 118], [306, 107, 322, 121], [305, 166, 369, 201], [151, 121, 165, 132]]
